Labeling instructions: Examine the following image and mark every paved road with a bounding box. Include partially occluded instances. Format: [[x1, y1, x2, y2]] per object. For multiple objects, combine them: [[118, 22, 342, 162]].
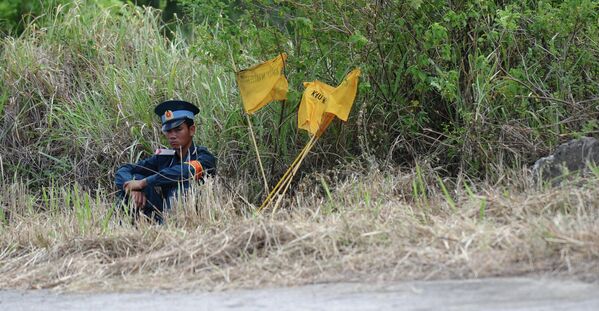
[[2, 277, 598, 310]]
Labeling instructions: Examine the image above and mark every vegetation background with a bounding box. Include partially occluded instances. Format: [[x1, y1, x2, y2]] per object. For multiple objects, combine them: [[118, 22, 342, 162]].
[[1, 0, 598, 192], [0, 0, 597, 291]]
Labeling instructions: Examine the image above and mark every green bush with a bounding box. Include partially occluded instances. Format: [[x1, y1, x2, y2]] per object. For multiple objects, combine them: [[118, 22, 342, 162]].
[[0, 1, 598, 193], [182, 0, 599, 177]]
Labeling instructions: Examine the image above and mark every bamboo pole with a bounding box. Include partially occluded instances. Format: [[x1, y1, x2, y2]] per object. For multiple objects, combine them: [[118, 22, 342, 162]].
[[230, 53, 270, 196], [258, 140, 312, 212], [260, 115, 332, 213], [270, 134, 318, 215], [269, 51, 288, 178], [246, 114, 270, 194]]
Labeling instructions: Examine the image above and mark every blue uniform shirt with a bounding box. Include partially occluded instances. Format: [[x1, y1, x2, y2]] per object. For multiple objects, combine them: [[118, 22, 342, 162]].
[[115, 143, 216, 217]]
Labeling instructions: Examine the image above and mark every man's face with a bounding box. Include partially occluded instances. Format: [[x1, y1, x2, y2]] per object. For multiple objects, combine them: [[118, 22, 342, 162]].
[[164, 122, 195, 150]]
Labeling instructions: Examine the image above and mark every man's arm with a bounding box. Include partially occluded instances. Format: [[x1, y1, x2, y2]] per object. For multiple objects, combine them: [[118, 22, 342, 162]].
[[142, 163, 196, 188], [115, 156, 161, 210], [118, 147, 217, 190], [116, 158, 192, 191], [114, 156, 160, 191], [140, 148, 217, 188]]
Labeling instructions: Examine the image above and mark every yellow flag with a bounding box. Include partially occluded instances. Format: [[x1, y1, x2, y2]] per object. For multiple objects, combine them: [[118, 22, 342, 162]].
[[235, 53, 288, 115], [298, 68, 361, 136], [326, 68, 361, 121]]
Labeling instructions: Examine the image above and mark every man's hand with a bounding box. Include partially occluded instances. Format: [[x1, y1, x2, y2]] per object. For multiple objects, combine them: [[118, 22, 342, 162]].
[[129, 190, 147, 209], [124, 179, 147, 191], [124, 179, 148, 209]]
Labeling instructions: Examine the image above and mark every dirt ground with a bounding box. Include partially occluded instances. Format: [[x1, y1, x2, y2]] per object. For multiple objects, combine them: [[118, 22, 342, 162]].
[[1, 277, 598, 310]]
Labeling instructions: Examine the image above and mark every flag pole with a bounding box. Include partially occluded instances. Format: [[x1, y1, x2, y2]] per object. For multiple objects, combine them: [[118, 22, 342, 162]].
[[258, 140, 311, 212], [270, 134, 319, 214], [230, 53, 270, 196], [264, 68, 361, 214], [260, 115, 332, 213], [269, 52, 288, 179], [246, 114, 270, 195]]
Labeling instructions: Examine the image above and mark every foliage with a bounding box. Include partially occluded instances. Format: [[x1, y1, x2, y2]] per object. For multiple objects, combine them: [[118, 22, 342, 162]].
[[181, 0, 599, 178], [0, 0, 129, 35], [0, 1, 598, 193], [0, 0, 57, 35], [0, 2, 597, 292], [0, 2, 232, 188]]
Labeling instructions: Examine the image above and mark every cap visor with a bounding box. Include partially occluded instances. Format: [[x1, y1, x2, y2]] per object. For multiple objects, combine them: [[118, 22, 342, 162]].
[[162, 119, 186, 132]]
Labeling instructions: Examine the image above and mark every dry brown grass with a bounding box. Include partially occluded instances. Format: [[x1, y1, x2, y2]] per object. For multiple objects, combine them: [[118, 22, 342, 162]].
[[0, 166, 598, 292]]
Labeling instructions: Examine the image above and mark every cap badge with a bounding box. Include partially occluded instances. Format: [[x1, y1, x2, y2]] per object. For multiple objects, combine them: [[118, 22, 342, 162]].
[[164, 110, 173, 121]]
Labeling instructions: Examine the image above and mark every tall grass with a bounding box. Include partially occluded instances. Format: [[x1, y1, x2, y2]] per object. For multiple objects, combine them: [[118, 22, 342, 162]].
[[0, 2, 258, 189], [0, 2, 598, 292]]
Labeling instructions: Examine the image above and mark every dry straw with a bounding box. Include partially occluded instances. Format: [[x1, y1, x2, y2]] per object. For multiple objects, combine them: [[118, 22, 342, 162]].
[[0, 165, 597, 292]]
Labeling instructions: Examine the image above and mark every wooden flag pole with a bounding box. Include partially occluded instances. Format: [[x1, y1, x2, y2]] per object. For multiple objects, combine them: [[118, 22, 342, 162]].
[[270, 134, 318, 215], [246, 114, 270, 195], [230, 53, 270, 196], [260, 117, 331, 213], [264, 134, 318, 214], [262, 67, 361, 214], [258, 140, 312, 212]]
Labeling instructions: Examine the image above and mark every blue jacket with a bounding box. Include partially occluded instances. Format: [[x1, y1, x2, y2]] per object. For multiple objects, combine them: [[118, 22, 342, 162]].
[[115, 143, 216, 192]]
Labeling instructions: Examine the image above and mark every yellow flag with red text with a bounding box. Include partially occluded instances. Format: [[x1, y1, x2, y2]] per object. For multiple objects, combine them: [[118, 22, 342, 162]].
[[235, 53, 288, 115], [298, 68, 361, 136]]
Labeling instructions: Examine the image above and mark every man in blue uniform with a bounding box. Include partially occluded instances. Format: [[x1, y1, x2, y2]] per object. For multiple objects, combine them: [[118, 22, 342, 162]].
[[115, 100, 216, 222]]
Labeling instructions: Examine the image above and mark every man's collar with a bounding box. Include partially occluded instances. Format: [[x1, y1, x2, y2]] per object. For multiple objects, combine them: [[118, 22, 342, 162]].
[[176, 142, 196, 159]]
